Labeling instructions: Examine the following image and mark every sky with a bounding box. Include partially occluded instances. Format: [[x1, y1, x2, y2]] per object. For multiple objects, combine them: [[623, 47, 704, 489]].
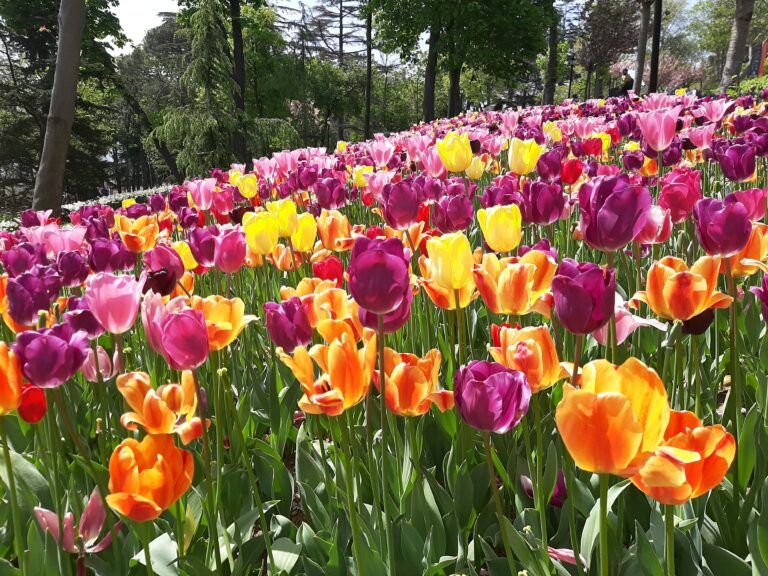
[[111, 0, 180, 54]]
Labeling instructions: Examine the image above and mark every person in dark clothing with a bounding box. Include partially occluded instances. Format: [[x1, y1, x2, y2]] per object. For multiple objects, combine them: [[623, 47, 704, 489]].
[[620, 68, 633, 96]]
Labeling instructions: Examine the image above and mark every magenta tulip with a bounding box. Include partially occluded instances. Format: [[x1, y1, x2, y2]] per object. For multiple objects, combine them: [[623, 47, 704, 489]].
[[85, 273, 143, 335]]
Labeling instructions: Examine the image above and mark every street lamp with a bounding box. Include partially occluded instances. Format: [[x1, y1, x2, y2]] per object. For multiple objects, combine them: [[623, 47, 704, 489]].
[[567, 48, 576, 99]]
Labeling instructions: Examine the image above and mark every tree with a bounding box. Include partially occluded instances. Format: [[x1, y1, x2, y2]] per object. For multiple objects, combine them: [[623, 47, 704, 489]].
[[719, 0, 756, 90], [542, 0, 559, 104], [634, 0, 654, 92], [32, 0, 87, 213]]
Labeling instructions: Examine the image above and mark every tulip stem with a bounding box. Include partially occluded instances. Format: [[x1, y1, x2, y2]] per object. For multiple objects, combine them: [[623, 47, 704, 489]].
[[693, 335, 702, 416], [191, 370, 224, 573], [570, 334, 583, 388], [454, 290, 465, 365], [377, 314, 397, 573], [599, 474, 610, 576], [532, 395, 549, 561], [341, 411, 368, 576], [606, 253, 618, 363], [404, 228, 418, 275], [0, 416, 24, 572], [724, 260, 741, 493], [565, 333, 584, 576], [665, 505, 675, 576], [483, 432, 516, 575]]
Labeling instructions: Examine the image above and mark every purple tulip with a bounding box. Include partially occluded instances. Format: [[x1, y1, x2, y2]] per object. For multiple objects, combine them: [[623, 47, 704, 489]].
[[88, 238, 136, 273], [214, 227, 246, 274], [143, 244, 185, 297], [314, 178, 347, 210], [187, 227, 216, 268], [693, 198, 751, 258], [454, 360, 531, 434], [358, 286, 413, 333], [551, 259, 615, 335], [750, 273, 768, 323], [348, 237, 410, 316], [659, 166, 702, 223], [536, 149, 564, 183], [263, 297, 312, 352], [64, 297, 105, 339], [13, 323, 89, 388], [715, 143, 757, 182], [149, 194, 167, 213], [433, 190, 474, 233], [56, 251, 89, 287], [1, 243, 39, 277], [578, 174, 651, 252], [159, 309, 209, 371], [726, 187, 767, 221], [521, 180, 565, 225], [521, 470, 567, 507], [6, 266, 62, 325], [381, 179, 423, 229], [479, 175, 521, 208], [519, 238, 558, 260]]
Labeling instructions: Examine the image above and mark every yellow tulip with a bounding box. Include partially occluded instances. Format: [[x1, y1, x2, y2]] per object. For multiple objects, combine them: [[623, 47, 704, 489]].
[[465, 156, 486, 180], [228, 169, 243, 186], [508, 138, 546, 175], [122, 198, 135, 208], [436, 131, 473, 173], [243, 211, 279, 255], [266, 198, 298, 237], [543, 121, 562, 142], [477, 204, 522, 253], [425, 232, 474, 292], [291, 212, 318, 252], [352, 165, 373, 188], [237, 173, 258, 199], [336, 140, 348, 153], [173, 241, 199, 271]]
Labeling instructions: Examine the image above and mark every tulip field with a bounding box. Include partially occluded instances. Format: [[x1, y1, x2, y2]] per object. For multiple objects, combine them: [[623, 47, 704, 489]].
[[2, 90, 768, 576]]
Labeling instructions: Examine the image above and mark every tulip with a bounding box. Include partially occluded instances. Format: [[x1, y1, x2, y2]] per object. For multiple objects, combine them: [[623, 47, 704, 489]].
[[592, 294, 666, 345], [631, 411, 735, 505], [536, 149, 563, 183], [519, 180, 566, 226], [88, 238, 136, 273], [214, 227, 246, 274], [425, 232, 474, 293], [358, 284, 413, 333], [348, 237, 410, 315], [145, 245, 185, 280], [64, 297, 104, 339], [159, 308, 209, 370], [477, 204, 523, 253], [35, 487, 120, 559], [466, 155, 486, 180], [521, 470, 567, 507], [436, 131, 473, 173], [693, 198, 751, 258], [81, 346, 120, 382], [314, 178, 348, 210], [173, 241, 199, 271], [454, 360, 531, 433], [85, 273, 143, 335], [379, 348, 453, 416], [381, 179, 423, 230], [312, 255, 344, 287], [636, 106, 681, 152], [508, 138, 546, 175], [13, 323, 89, 388], [370, 139, 395, 168], [726, 187, 767, 221], [114, 214, 160, 253], [317, 209, 354, 252], [263, 297, 312, 352], [18, 384, 46, 423], [723, 222, 768, 277], [561, 157, 583, 185], [116, 371, 204, 445], [659, 167, 702, 223], [473, 251, 556, 317], [0, 343, 21, 415], [556, 358, 669, 476], [631, 256, 732, 321], [1, 243, 38, 277], [551, 259, 615, 334], [187, 227, 216, 267], [107, 434, 194, 522], [578, 175, 652, 252], [277, 331, 377, 416], [243, 211, 280, 255], [6, 266, 62, 325], [291, 212, 318, 252], [634, 205, 672, 245], [750, 273, 768, 322], [187, 177, 216, 210], [715, 143, 756, 182], [488, 326, 566, 393], [432, 186, 474, 233], [190, 295, 255, 351], [266, 199, 299, 237]]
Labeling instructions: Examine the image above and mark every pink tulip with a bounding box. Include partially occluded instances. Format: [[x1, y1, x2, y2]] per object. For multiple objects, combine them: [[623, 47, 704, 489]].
[[81, 346, 120, 382], [214, 226, 246, 274], [160, 309, 209, 371], [364, 170, 397, 201], [85, 272, 143, 335], [141, 292, 188, 354], [499, 111, 519, 137], [403, 135, 432, 163], [21, 224, 87, 258], [643, 92, 676, 111], [592, 294, 666, 346], [254, 157, 278, 181], [421, 147, 447, 178], [547, 547, 586, 568], [273, 150, 301, 176], [634, 205, 672, 245], [636, 106, 682, 152], [186, 178, 216, 211], [230, 163, 245, 173], [698, 98, 727, 123], [370, 140, 396, 168], [686, 124, 716, 150]]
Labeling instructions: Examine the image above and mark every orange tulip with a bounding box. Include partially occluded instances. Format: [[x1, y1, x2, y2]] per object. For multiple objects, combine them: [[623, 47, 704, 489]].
[[488, 326, 567, 393], [630, 256, 732, 321], [167, 272, 195, 300], [106, 434, 194, 522], [280, 278, 337, 302], [473, 250, 556, 317], [313, 293, 364, 341], [0, 342, 22, 416], [114, 214, 160, 253], [384, 221, 426, 252], [631, 410, 735, 505], [189, 295, 256, 351], [378, 348, 453, 416], [418, 255, 477, 310], [277, 331, 376, 416], [317, 209, 354, 252], [267, 244, 304, 271], [555, 358, 670, 476], [116, 371, 204, 445], [722, 222, 768, 277]]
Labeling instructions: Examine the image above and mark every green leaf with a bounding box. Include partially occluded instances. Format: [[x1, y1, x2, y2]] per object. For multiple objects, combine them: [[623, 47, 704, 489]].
[[454, 463, 475, 531], [738, 405, 759, 489], [702, 542, 749, 576], [747, 476, 768, 575], [272, 537, 302, 575], [133, 532, 178, 576], [581, 479, 630, 570]]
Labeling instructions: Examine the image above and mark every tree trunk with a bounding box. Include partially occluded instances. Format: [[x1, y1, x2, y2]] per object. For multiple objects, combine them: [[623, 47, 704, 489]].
[[634, 0, 652, 93], [337, 0, 345, 140], [648, 0, 662, 92], [423, 26, 440, 123], [230, 0, 248, 164], [32, 0, 86, 214], [364, 9, 372, 139], [542, 9, 558, 105], [585, 66, 593, 100], [448, 65, 462, 117], [594, 66, 604, 97], [719, 0, 755, 92]]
